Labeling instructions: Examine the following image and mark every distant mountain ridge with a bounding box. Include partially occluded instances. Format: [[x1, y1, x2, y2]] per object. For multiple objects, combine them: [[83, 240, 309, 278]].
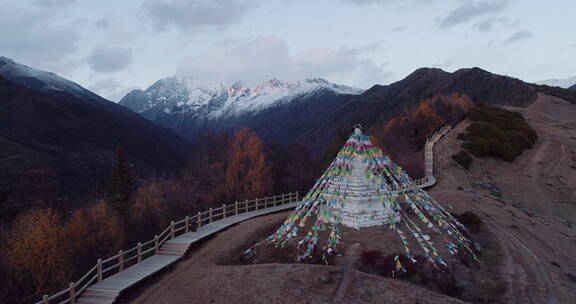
[[0, 57, 188, 212], [0, 56, 126, 112], [570, 84, 576, 92], [298, 67, 539, 151], [536, 76, 576, 89], [119, 76, 363, 142]]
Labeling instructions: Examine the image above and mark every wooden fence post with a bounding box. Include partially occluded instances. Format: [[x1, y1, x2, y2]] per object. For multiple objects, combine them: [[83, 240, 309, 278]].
[[170, 221, 175, 238], [118, 250, 124, 271], [185, 216, 190, 233], [43, 295, 49, 304], [264, 196, 268, 208], [97, 259, 103, 282], [235, 201, 238, 215], [69, 282, 75, 304], [244, 199, 248, 212], [222, 204, 226, 218], [154, 235, 159, 254], [296, 191, 299, 201], [209, 208, 213, 223], [255, 198, 259, 210], [137, 242, 142, 263], [197, 211, 202, 228]]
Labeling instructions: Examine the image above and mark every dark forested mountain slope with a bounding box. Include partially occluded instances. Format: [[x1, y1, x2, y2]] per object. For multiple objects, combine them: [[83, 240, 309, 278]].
[[0, 74, 187, 215], [297, 67, 538, 154]]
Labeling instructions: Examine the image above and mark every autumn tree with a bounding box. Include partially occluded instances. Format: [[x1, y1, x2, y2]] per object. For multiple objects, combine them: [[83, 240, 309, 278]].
[[86, 201, 126, 259], [63, 210, 92, 274], [107, 145, 135, 216], [320, 129, 350, 170], [5, 208, 71, 300], [0, 224, 7, 300], [182, 132, 229, 208], [130, 180, 174, 238], [267, 142, 319, 195], [225, 128, 273, 201]]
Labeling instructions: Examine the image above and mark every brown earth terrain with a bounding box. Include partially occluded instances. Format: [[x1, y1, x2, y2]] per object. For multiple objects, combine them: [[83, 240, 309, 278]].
[[125, 93, 576, 304]]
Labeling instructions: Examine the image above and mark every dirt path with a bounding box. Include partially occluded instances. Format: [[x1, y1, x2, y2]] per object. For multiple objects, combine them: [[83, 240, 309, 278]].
[[431, 93, 576, 303], [333, 243, 361, 302]]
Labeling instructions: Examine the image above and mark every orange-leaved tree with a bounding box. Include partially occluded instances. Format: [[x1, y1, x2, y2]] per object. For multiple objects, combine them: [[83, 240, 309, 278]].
[[225, 128, 273, 201], [5, 208, 71, 300]]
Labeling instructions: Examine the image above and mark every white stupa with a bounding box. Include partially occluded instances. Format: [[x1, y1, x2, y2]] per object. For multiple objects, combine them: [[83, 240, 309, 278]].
[[257, 124, 476, 266], [327, 126, 400, 228]]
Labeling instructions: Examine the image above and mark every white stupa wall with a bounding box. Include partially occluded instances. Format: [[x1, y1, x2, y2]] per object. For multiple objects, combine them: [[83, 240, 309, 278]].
[[329, 153, 400, 228]]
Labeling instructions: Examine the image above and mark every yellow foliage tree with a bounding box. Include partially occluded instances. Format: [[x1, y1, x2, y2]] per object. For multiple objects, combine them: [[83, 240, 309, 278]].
[[6, 208, 70, 296], [86, 201, 126, 258], [225, 128, 273, 201]]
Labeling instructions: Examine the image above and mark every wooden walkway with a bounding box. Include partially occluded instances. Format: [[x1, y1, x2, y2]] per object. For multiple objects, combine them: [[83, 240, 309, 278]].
[[76, 200, 299, 304]]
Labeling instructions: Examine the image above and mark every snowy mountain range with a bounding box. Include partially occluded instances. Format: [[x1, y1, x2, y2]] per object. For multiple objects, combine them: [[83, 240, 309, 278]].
[[119, 76, 364, 141], [536, 76, 576, 89], [121, 76, 362, 117]]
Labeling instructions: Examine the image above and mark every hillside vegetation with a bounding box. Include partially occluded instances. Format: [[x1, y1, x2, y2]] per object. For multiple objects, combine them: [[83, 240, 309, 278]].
[[454, 105, 537, 166]]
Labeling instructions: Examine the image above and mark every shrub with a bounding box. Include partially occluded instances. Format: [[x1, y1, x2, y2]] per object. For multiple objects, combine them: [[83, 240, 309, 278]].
[[457, 105, 537, 162], [452, 150, 473, 169], [456, 211, 482, 233]]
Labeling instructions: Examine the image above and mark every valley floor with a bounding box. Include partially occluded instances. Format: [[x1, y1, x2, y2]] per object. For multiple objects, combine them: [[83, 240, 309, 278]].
[[122, 93, 576, 304]]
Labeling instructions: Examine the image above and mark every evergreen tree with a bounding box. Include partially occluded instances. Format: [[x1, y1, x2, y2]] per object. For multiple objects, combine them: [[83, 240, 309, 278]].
[[106, 146, 135, 216]]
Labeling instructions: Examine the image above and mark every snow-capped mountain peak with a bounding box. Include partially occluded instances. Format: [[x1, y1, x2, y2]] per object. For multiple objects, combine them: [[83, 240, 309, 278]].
[[121, 76, 364, 119], [536, 76, 576, 89], [119, 75, 364, 142]]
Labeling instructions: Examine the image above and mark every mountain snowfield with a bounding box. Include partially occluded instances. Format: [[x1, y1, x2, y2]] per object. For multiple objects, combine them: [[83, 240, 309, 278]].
[[120, 76, 363, 119], [536, 75, 576, 88]]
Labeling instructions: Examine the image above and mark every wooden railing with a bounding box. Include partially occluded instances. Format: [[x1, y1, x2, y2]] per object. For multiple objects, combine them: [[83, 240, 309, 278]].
[[36, 192, 299, 304], [388, 125, 452, 192]]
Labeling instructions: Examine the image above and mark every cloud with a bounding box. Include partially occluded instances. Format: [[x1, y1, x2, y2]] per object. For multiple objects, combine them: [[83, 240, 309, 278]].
[[437, 0, 508, 29], [391, 26, 405, 32], [94, 18, 110, 29], [88, 78, 136, 102], [35, 0, 76, 7], [341, 0, 434, 5], [87, 46, 133, 73], [178, 36, 392, 88], [473, 16, 516, 32], [432, 59, 453, 68], [503, 30, 532, 45], [341, 0, 394, 5], [0, 3, 80, 68], [142, 0, 259, 34]]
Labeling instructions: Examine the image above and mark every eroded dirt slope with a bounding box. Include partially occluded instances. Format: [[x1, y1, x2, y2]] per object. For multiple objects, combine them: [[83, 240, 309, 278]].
[[431, 93, 576, 303]]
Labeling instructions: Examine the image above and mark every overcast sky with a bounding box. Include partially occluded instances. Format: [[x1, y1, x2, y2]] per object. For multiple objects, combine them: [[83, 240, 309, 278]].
[[1, 0, 574, 101]]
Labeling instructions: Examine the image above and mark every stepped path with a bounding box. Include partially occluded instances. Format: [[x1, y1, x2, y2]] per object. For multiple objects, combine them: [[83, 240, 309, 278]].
[[38, 126, 451, 304]]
